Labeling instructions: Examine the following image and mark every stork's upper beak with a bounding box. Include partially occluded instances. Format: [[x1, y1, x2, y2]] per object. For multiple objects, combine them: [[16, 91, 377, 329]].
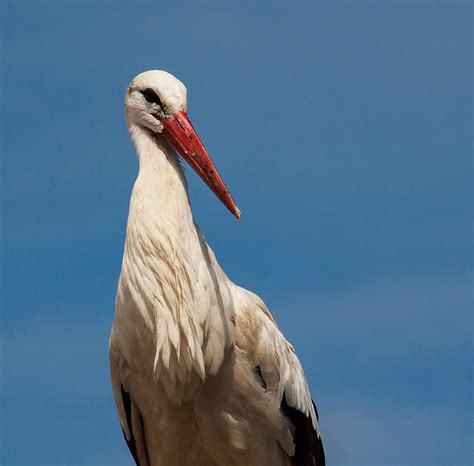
[[159, 111, 240, 220]]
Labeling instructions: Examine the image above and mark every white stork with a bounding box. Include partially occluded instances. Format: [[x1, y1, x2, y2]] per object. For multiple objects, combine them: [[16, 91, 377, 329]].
[[109, 70, 325, 466]]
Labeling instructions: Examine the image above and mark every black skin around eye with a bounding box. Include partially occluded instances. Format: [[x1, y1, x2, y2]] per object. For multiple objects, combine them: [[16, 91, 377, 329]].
[[141, 88, 164, 108]]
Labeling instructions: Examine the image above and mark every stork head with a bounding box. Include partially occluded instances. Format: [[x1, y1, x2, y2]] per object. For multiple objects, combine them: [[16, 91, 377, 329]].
[[125, 70, 240, 220]]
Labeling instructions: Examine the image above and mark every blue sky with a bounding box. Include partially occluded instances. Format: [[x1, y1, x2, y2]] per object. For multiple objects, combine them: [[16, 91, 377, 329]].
[[0, 2, 471, 465]]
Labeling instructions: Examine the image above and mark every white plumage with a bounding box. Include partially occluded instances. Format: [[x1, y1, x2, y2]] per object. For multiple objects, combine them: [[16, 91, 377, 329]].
[[109, 70, 325, 466]]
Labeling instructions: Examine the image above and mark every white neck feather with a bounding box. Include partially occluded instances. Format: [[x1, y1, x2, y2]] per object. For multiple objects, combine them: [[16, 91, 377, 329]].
[[116, 124, 235, 401], [127, 124, 190, 222]]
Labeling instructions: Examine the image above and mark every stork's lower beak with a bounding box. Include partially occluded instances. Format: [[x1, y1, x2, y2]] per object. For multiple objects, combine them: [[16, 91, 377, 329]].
[[159, 111, 240, 220]]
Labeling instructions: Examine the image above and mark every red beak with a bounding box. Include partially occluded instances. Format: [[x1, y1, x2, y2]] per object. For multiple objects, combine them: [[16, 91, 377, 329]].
[[159, 111, 240, 219]]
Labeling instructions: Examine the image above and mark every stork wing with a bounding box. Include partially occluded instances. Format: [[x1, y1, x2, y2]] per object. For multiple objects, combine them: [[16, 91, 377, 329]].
[[234, 287, 325, 466], [109, 347, 150, 466]]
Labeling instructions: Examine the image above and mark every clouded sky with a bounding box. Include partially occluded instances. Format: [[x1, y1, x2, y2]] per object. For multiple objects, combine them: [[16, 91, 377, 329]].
[[0, 2, 471, 465]]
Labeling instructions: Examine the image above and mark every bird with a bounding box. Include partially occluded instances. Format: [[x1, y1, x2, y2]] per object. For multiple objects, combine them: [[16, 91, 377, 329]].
[[109, 70, 325, 466]]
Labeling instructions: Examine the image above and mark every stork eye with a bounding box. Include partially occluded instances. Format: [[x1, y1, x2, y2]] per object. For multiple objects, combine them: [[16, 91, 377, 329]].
[[141, 88, 163, 107]]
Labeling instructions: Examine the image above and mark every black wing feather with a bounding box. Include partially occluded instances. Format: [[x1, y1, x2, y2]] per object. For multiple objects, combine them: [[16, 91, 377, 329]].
[[255, 366, 325, 466], [281, 394, 325, 466], [120, 385, 150, 466]]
